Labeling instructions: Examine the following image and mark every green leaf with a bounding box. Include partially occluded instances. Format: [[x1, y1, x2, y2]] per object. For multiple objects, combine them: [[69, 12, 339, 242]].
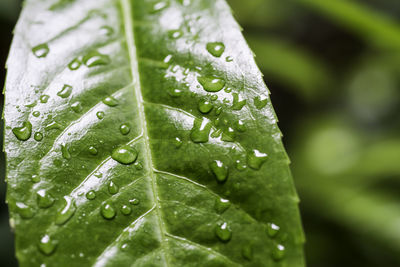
[[4, 0, 304, 266]]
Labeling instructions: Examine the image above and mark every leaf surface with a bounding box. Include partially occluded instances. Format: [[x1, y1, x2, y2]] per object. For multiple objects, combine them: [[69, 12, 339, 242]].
[[4, 0, 304, 266]]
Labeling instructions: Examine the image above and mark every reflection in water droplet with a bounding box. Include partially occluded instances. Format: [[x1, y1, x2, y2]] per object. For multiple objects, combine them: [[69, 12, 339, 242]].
[[83, 51, 110, 67], [206, 42, 225, 57], [267, 223, 280, 238], [15, 202, 34, 219], [120, 205, 132, 215], [198, 99, 213, 114], [190, 117, 212, 143], [32, 44, 49, 58], [68, 58, 81, 70], [13, 121, 32, 141], [254, 95, 268, 109], [247, 149, 268, 170], [56, 196, 76, 225], [129, 198, 140, 205], [232, 93, 246, 110], [215, 222, 232, 242], [40, 95, 50, 103], [37, 189, 55, 208], [32, 111, 41, 117], [108, 181, 119, 195], [88, 146, 98, 155], [38, 234, 57, 255], [168, 29, 183, 39], [102, 96, 118, 107], [197, 76, 225, 92], [272, 244, 285, 261], [168, 88, 183, 97], [120, 124, 130, 135], [101, 202, 116, 219], [57, 84, 72, 98], [96, 111, 105, 119], [210, 160, 229, 183], [61, 143, 71, 159], [214, 198, 230, 213], [86, 190, 96, 200], [112, 146, 138, 165]]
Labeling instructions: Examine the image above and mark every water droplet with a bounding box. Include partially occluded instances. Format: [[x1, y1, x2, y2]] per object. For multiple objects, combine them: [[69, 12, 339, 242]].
[[210, 129, 222, 138], [38, 234, 57, 255], [86, 190, 96, 200], [215, 222, 232, 242], [56, 196, 76, 225], [254, 95, 268, 109], [197, 76, 225, 92], [168, 88, 183, 97], [206, 42, 225, 57], [210, 160, 228, 183], [163, 55, 172, 64], [112, 146, 138, 165], [45, 121, 63, 131], [12, 121, 32, 141], [272, 244, 285, 261], [71, 101, 83, 113], [168, 29, 183, 39], [129, 198, 140, 205], [83, 51, 110, 67], [210, 95, 218, 101], [15, 202, 34, 219], [235, 120, 247, 132], [215, 106, 222, 115], [31, 174, 40, 183], [198, 99, 213, 114], [190, 117, 212, 143], [37, 189, 55, 208], [94, 172, 103, 178], [225, 56, 233, 62], [61, 143, 71, 159], [32, 44, 49, 58], [57, 84, 72, 98], [120, 124, 130, 135], [96, 111, 105, 119], [235, 159, 247, 171], [151, 1, 169, 13], [120, 205, 132, 215], [121, 243, 129, 251], [108, 181, 119, 195], [267, 223, 280, 238], [102, 96, 118, 107], [40, 95, 49, 103], [68, 58, 81, 70], [173, 137, 183, 148], [100, 25, 114, 36], [134, 161, 143, 170], [101, 202, 116, 219], [242, 245, 253, 261], [214, 198, 230, 213], [232, 93, 246, 110], [88, 146, 98, 155], [221, 127, 235, 142], [32, 111, 40, 117], [247, 149, 268, 170]]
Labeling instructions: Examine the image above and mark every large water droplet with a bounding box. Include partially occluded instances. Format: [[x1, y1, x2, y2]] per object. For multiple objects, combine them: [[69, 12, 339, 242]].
[[120, 124, 130, 135], [247, 149, 268, 170], [83, 51, 110, 67], [37, 189, 55, 208], [38, 234, 57, 255], [15, 202, 34, 219], [232, 93, 246, 110], [214, 198, 230, 213], [86, 190, 96, 200], [190, 117, 212, 143], [120, 205, 132, 215], [272, 244, 285, 261], [61, 143, 71, 159], [56, 196, 76, 225], [102, 96, 118, 107], [57, 84, 72, 98], [40, 95, 49, 103], [32, 44, 49, 58], [267, 223, 280, 238], [206, 42, 225, 57], [34, 132, 43, 141], [112, 146, 138, 165], [101, 202, 116, 219], [12, 121, 32, 141], [254, 95, 268, 109], [198, 99, 213, 114], [108, 181, 119, 195], [215, 222, 232, 242], [68, 58, 81, 70], [197, 76, 225, 92], [210, 160, 228, 183]]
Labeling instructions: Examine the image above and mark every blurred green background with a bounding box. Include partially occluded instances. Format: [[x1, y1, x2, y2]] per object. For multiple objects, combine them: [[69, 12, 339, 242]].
[[1, 0, 399, 266]]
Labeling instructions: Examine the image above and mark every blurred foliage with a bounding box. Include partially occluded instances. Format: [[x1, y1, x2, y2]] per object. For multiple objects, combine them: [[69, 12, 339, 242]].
[[1, 0, 400, 266]]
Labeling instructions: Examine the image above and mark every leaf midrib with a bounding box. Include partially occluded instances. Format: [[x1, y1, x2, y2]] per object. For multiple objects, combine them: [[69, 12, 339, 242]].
[[120, 0, 171, 266]]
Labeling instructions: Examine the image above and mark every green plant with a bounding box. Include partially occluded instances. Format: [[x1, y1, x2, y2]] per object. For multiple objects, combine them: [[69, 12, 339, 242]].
[[3, 0, 304, 266]]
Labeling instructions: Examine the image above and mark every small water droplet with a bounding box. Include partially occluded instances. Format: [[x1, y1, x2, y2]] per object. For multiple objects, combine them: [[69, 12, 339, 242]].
[[232, 93, 246, 110], [45, 121, 63, 131], [15, 202, 34, 219], [197, 76, 225, 92], [108, 181, 119, 195], [214, 198, 230, 213], [31, 174, 40, 183], [112, 146, 138, 165], [210, 160, 228, 183], [247, 149, 268, 170], [96, 111, 105, 119], [32, 111, 41, 117], [210, 129, 222, 138], [121, 243, 129, 251], [254, 95, 268, 109], [272, 244, 285, 261], [37, 189, 55, 208], [221, 127, 235, 142], [32, 44, 49, 58], [210, 95, 218, 101], [94, 172, 103, 178], [206, 42, 225, 57], [86, 190, 96, 200], [68, 58, 81, 70], [129, 198, 140, 205], [151, 1, 169, 13], [57, 84, 72, 98], [83, 51, 110, 67], [56, 196, 76, 225], [61, 143, 71, 159], [215, 222, 232, 242], [235, 120, 247, 132], [198, 99, 213, 114], [190, 117, 212, 143], [215, 106, 222, 115], [235, 159, 247, 171], [120, 124, 130, 135], [100, 25, 114, 36], [267, 223, 280, 238], [163, 55, 172, 64], [173, 137, 183, 148], [40, 95, 50, 103], [120, 205, 132, 215], [102, 96, 118, 107], [168, 29, 183, 39], [101, 202, 116, 219], [38, 234, 57, 255], [167, 88, 183, 97], [225, 56, 233, 62], [13, 121, 32, 141], [88, 146, 98, 155]]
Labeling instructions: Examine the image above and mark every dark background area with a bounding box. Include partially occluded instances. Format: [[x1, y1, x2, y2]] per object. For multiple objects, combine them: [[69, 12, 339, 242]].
[[1, 0, 400, 266]]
